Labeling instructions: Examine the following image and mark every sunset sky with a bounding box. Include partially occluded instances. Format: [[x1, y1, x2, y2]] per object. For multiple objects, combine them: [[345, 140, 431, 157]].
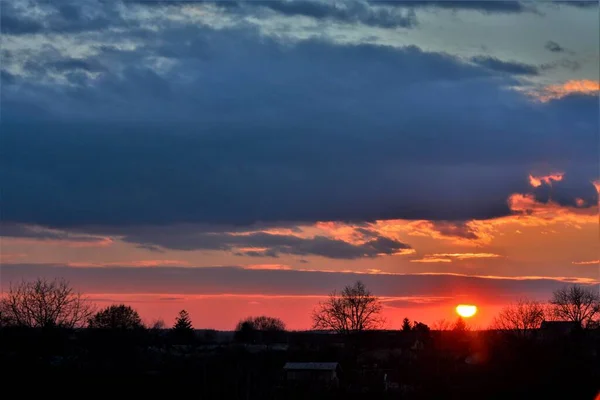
[[1, 0, 599, 330]]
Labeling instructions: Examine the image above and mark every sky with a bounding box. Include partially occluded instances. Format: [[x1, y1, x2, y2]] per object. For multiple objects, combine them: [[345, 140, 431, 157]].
[[1, 0, 599, 330]]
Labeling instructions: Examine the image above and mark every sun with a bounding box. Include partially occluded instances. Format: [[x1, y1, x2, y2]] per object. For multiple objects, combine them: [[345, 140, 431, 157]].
[[456, 304, 477, 318]]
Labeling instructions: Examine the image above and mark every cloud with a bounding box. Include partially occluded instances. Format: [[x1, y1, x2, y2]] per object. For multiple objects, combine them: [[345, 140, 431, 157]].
[[430, 253, 501, 260], [540, 58, 581, 72], [398, 220, 483, 244], [380, 1, 533, 14], [411, 253, 501, 263], [0, 0, 135, 35], [529, 172, 564, 188], [544, 40, 565, 53], [470, 56, 539, 75], [506, 193, 598, 226], [572, 260, 599, 265], [534, 80, 600, 101], [2, 264, 596, 304], [1, 4, 597, 230], [118, 227, 413, 259], [554, 1, 599, 9], [0, 253, 26, 263], [410, 257, 452, 263], [0, 223, 112, 247], [244, 264, 293, 270], [67, 260, 190, 267], [246, 0, 418, 29], [381, 296, 451, 308]]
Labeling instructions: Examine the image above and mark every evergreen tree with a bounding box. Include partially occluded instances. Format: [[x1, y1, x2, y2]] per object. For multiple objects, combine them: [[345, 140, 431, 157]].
[[174, 309, 193, 331], [172, 310, 195, 343], [453, 317, 468, 332], [402, 317, 412, 332]]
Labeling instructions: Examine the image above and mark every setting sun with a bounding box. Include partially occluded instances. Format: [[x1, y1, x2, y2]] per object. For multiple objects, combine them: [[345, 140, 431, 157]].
[[456, 304, 477, 318]]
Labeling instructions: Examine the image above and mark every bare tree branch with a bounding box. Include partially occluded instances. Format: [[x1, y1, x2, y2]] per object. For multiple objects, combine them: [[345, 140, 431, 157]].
[[312, 280, 384, 334], [550, 285, 600, 328], [0, 278, 94, 328], [491, 298, 546, 337]]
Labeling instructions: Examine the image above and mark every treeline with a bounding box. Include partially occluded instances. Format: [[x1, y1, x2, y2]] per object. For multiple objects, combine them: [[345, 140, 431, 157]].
[[1, 278, 599, 334], [0, 278, 290, 345]]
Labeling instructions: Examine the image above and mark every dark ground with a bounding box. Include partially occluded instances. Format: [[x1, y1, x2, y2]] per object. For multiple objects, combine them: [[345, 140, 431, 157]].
[[2, 327, 599, 399]]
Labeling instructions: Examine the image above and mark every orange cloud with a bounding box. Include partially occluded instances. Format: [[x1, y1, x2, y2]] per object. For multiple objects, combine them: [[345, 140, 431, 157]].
[[536, 79, 600, 101], [373, 175, 598, 245], [411, 253, 500, 263], [410, 258, 452, 263], [506, 193, 598, 226], [572, 260, 599, 265], [431, 253, 501, 260], [373, 219, 485, 246], [528, 172, 564, 188], [244, 264, 293, 270], [413, 272, 598, 284]]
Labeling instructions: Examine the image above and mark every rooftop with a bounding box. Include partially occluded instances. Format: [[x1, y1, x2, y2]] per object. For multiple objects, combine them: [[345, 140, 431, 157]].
[[283, 362, 339, 371]]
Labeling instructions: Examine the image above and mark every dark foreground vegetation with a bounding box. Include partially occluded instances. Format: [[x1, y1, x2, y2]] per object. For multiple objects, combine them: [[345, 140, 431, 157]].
[[1, 278, 599, 399], [2, 325, 599, 399]]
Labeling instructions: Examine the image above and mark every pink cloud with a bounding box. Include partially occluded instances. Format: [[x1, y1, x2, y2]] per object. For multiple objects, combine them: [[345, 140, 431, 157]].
[[0, 253, 26, 263]]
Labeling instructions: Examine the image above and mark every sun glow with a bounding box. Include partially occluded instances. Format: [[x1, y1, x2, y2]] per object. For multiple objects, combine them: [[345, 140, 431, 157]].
[[456, 304, 477, 318]]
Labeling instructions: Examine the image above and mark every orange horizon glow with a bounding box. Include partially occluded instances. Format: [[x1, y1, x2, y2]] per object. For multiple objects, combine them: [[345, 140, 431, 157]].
[[77, 293, 497, 330]]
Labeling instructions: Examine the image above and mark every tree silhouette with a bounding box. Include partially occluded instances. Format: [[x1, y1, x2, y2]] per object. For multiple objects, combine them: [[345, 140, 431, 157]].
[[412, 321, 430, 335], [550, 285, 600, 328], [453, 317, 468, 332], [491, 299, 546, 337], [234, 316, 286, 343], [312, 280, 384, 334], [88, 304, 144, 329], [150, 319, 166, 330], [0, 278, 93, 328], [172, 310, 195, 343], [174, 310, 193, 330], [402, 317, 412, 332]]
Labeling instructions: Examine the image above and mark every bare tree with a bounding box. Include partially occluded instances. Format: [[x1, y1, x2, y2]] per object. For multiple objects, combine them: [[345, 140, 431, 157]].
[[432, 319, 453, 331], [550, 285, 600, 328], [150, 319, 166, 330], [491, 299, 546, 337], [312, 281, 384, 334], [0, 278, 93, 328]]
